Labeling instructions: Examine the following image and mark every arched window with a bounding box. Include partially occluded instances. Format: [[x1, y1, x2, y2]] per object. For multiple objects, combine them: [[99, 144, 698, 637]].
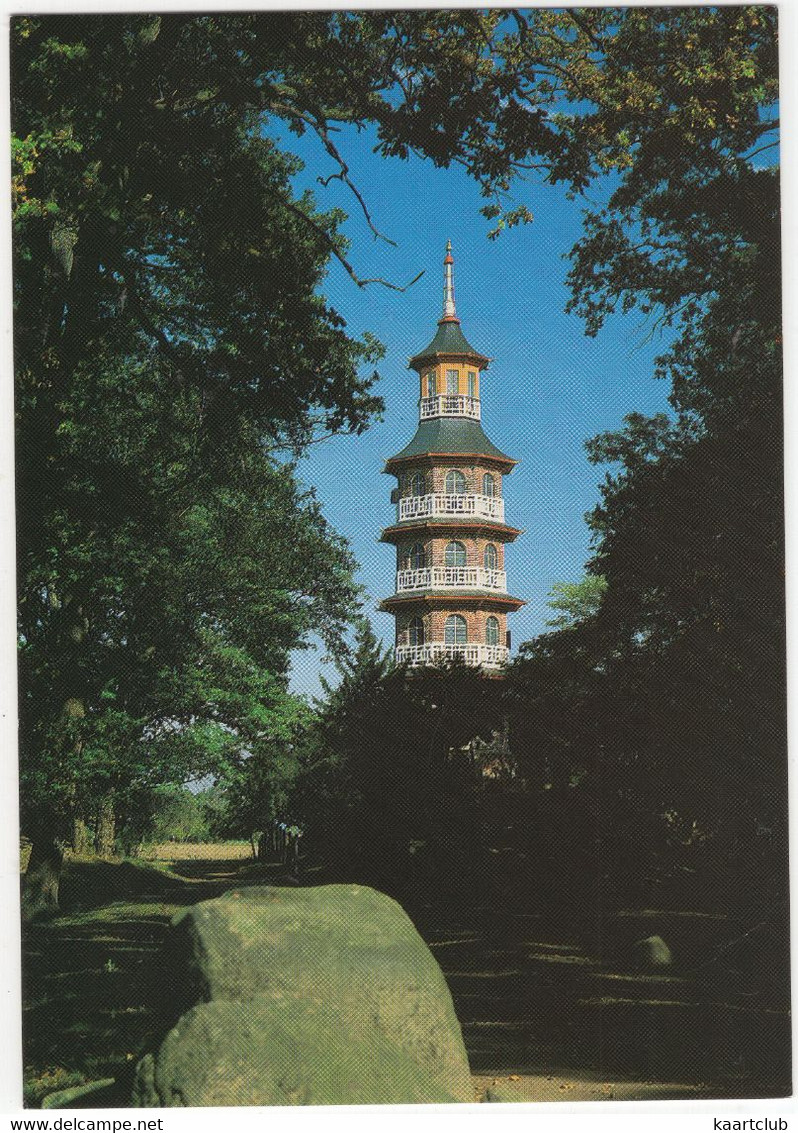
[[482, 472, 495, 497], [445, 614, 467, 645], [483, 543, 498, 570], [408, 617, 425, 646], [485, 616, 500, 646], [445, 541, 467, 568], [404, 542, 426, 569], [444, 469, 467, 495], [409, 471, 426, 497], [427, 371, 437, 397]]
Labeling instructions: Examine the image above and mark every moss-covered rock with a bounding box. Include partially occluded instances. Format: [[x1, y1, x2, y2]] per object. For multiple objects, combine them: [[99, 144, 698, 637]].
[[133, 884, 471, 1106], [133, 1000, 467, 1106]]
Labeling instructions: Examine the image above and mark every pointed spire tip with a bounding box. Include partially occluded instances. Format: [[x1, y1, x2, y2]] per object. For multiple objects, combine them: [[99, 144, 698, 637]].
[[442, 240, 457, 319]]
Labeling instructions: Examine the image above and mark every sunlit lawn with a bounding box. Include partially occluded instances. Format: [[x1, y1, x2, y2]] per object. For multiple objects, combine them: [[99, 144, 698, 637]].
[[139, 840, 253, 862]]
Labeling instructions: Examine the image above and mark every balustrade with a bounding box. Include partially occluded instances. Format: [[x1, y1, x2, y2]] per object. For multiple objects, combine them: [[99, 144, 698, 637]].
[[419, 394, 481, 421], [395, 565, 506, 593], [395, 642, 509, 668], [398, 492, 504, 523]]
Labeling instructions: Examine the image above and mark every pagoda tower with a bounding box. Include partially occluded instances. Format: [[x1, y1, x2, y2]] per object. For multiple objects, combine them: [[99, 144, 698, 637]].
[[380, 242, 524, 669]]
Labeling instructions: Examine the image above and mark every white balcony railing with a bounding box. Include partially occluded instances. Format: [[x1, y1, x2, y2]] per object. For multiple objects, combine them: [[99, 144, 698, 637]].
[[398, 492, 505, 523], [395, 566, 507, 593], [419, 394, 481, 421], [395, 642, 509, 669]]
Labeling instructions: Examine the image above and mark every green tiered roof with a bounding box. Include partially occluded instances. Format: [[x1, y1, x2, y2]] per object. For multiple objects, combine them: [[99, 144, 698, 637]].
[[409, 318, 488, 367], [385, 417, 515, 467]]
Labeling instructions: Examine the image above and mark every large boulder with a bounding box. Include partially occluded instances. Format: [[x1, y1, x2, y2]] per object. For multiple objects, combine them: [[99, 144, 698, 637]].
[[133, 884, 472, 1106]]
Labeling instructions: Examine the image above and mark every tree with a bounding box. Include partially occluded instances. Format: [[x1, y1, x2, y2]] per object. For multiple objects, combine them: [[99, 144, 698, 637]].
[[17, 356, 362, 910], [544, 575, 608, 631], [293, 628, 506, 894], [501, 8, 783, 917], [509, 297, 783, 910], [137, 785, 211, 846], [571, 15, 783, 906], [14, 14, 395, 911], [290, 624, 395, 864], [206, 700, 312, 850]]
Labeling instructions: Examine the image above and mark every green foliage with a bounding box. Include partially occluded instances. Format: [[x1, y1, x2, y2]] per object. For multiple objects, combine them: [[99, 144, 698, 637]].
[[293, 624, 506, 886], [137, 786, 211, 845], [16, 353, 362, 841], [207, 699, 311, 840], [505, 8, 783, 911], [544, 575, 608, 631], [547, 7, 778, 338], [14, 15, 386, 855], [571, 7, 783, 868], [13, 10, 777, 291]]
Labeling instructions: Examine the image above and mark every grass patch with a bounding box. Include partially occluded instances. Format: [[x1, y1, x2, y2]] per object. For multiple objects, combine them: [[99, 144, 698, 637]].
[[58, 859, 178, 914], [139, 841, 253, 862], [24, 1067, 88, 1109], [23, 892, 179, 1106]]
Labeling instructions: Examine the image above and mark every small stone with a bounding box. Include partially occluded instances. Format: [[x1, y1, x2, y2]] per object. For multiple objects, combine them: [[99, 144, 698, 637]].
[[632, 934, 674, 969]]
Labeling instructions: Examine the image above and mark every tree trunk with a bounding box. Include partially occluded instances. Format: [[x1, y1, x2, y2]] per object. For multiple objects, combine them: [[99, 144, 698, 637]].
[[21, 831, 64, 921], [94, 794, 116, 858], [72, 814, 93, 856], [21, 619, 88, 917]]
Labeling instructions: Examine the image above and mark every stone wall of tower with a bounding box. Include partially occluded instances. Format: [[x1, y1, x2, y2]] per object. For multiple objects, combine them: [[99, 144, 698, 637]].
[[398, 463, 504, 497], [396, 537, 505, 570], [426, 607, 508, 644], [394, 607, 508, 646]]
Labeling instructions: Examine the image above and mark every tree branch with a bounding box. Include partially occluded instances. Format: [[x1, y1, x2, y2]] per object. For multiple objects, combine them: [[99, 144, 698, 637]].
[[263, 423, 363, 455], [567, 8, 603, 50], [267, 186, 423, 291], [743, 140, 779, 162], [313, 122, 398, 246], [269, 98, 397, 246]]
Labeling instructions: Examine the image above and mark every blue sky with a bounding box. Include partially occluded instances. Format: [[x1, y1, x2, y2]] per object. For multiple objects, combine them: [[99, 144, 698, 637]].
[[276, 122, 676, 699]]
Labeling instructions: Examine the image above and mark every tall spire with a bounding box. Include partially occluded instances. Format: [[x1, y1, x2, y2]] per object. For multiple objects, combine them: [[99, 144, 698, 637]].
[[442, 239, 457, 322]]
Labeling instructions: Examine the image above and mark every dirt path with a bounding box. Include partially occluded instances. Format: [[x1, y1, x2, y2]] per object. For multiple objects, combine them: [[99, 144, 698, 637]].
[[161, 849, 781, 1103], [22, 848, 789, 1106], [155, 848, 788, 1103]]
